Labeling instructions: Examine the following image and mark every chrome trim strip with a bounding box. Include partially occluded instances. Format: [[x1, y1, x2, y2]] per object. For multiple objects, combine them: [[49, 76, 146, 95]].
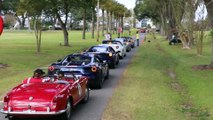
[[0, 109, 66, 115]]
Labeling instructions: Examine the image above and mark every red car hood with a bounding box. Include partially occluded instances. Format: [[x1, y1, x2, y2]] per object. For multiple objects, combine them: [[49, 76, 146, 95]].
[[9, 83, 67, 106]]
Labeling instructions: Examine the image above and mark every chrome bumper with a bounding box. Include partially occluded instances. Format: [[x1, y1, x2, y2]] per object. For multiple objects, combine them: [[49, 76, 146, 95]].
[[0, 109, 66, 115]]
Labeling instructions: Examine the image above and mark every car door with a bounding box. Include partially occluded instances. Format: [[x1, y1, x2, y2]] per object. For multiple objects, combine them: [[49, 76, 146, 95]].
[[71, 78, 83, 103], [77, 76, 86, 98]]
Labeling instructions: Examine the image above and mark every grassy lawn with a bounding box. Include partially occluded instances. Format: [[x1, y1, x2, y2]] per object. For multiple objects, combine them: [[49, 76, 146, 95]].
[[0, 30, 94, 97], [0, 30, 132, 98], [102, 33, 213, 120]]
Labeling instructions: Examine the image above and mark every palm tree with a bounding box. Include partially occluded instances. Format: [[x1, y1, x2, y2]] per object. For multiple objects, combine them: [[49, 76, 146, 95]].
[[100, 0, 108, 36], [114, 3, 126, 36]]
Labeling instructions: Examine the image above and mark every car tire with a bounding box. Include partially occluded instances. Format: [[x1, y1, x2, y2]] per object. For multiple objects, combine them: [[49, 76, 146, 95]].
[[116, 59, 119, 64], [116, 56, 119, 65], [61, 98, 72, 120], [96, 72, 104, 89], [109, 59, 116, 69], [119, 54, 123, 59], [8, 116, 17, 120], [81, 85, 89, 103], [105, 67, 109, 79]]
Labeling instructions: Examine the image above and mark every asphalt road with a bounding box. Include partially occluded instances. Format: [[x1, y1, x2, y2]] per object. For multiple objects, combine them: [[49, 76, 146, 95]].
[[0, 33, 145, 120]]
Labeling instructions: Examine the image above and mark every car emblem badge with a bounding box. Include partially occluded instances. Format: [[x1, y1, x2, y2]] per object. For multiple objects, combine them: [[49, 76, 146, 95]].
[[29, 96, 33, 101]]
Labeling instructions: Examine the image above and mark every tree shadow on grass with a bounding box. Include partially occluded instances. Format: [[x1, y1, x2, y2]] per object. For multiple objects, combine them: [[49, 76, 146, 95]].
[[192, 64, 213, 70], [0, 63, 8, 69]]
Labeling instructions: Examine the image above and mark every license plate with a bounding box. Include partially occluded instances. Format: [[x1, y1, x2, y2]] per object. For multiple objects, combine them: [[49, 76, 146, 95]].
[[23, 109, 36, 113], [61, 68, 78, 71]]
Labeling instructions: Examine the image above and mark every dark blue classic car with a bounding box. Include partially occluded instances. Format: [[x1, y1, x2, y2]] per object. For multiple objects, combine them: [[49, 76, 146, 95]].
[[121, 36, 135, 48], [49, 53, 109, 89], [86, 45, 119, 68]]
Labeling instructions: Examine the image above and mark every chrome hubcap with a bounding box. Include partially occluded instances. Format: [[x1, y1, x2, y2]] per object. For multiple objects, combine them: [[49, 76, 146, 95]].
[[84, 88, 88, 101], [66, 101, 71, 118]]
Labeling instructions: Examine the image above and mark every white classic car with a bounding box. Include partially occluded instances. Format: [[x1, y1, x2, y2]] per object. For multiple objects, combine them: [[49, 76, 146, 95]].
[[100, 40, 126, 59]]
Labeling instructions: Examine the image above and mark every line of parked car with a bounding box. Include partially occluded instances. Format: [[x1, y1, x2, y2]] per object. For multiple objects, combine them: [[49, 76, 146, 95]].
[[0, 36, 136, 120]]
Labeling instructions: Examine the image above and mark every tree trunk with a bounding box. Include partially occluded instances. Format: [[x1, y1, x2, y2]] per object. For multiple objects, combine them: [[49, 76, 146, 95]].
[[115, 18, 118, 34], [82, 8, 86, 40], [121, 16, 124, 34], [106, 11, 109, 33], [110, 12, 112, 34], [51, 16, 57, 30], [14, 14, 21, 30], [204, 0, 213, 64], [180, 31, 191, 49], [56, 13, 69, 46], [21, 15, 26, 29], [102, 9, 105, 36], [204, 0, 213, 26], [96, 1, 100, 42], [34, 19, 42, 53], [27, 16, 31, 31], [91, 9, 95, 39], [112, 13, 115, 34], [211, 29, 213, 65], [133, 14, 136, 28], [0, 0, 2, 14]]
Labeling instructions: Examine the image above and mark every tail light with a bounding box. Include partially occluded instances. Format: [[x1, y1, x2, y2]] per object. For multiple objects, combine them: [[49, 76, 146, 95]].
[[91, 66, 97, 72], [109, 53, 113, 57], [52, 96, 58, 109], [4, 96, 9, 109], [116, 46, 119, 49], [48, 66, 55, 71], [4, 96, 9, 103], [53, 96, 58, 103]]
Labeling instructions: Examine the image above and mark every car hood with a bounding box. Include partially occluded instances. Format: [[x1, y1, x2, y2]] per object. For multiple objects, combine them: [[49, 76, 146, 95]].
[[9, 83, 67, 104]]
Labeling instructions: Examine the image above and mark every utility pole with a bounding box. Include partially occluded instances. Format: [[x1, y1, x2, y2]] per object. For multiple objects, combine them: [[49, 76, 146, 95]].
[[96, 0, 100, 42]]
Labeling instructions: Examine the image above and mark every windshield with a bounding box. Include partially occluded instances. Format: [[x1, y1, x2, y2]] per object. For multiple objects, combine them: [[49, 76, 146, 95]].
[[63, 55, 91, 65], [88, 46, 107, 52], [102, 41, 122, 45]]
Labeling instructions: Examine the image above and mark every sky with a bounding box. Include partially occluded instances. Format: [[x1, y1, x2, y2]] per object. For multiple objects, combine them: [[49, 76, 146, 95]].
[[116, 0, 207, 21], [195, 4, 207, 21], [116, 0, 136, 9]]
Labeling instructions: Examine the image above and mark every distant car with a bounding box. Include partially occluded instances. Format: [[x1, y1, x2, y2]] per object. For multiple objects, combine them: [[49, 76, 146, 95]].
[[86, 45, 119, 68], [114, 37, 131, 52], [121, 36, 135, 48], [49, 53, 109, 89], [101, 40, 127, 59], [0, 72, 89, 120], [140, 28, 146, 33]]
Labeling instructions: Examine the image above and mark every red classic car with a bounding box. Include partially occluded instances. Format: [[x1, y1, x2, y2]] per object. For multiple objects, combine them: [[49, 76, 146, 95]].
[[0, 72, 89, 120]]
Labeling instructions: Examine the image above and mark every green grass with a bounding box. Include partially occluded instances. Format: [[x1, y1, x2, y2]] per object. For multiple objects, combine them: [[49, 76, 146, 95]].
[[0, 30, 94, 97], [0, 29, 132, 98], [102, 34, 213, 120]]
